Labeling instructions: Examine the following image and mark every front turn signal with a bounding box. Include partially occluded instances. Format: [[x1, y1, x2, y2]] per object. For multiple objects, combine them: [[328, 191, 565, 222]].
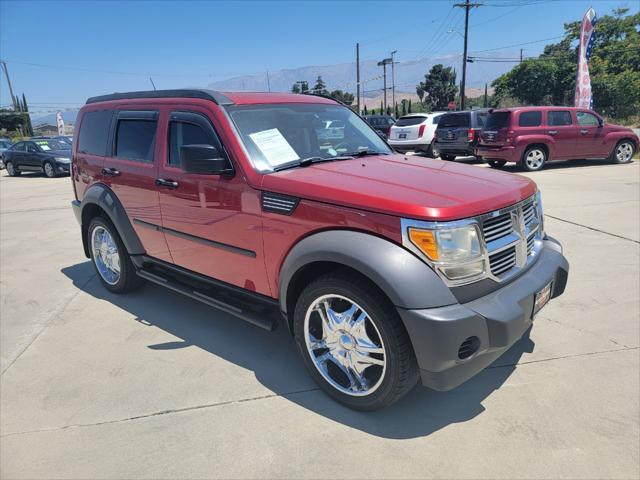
[[408, 228, 438, 260]]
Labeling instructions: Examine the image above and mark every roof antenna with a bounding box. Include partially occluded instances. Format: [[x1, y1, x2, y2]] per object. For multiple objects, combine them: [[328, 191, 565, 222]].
[[149, 77, 157, 91]]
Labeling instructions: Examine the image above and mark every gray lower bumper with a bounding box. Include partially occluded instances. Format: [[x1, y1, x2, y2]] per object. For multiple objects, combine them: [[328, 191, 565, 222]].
[[398, 238, 569, 391], [71, 200, 82, 225]]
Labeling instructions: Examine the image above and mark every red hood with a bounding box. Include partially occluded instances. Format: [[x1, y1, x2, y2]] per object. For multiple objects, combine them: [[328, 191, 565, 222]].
[[260, 154, 537, 221]]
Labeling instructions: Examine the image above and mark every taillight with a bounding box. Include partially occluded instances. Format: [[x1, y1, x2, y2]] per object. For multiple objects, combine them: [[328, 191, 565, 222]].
[[506, 130, 514, 144], [468, 129, 476, 142], [418, 124, 426, 138]]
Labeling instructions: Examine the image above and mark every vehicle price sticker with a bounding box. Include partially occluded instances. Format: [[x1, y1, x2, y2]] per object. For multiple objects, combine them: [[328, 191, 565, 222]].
[[248, 128, 299, 167]]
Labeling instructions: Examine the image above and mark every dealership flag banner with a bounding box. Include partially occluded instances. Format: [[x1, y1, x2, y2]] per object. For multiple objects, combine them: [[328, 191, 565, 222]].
[[56, 112, 65, 136], [575, 7, 597, 109]]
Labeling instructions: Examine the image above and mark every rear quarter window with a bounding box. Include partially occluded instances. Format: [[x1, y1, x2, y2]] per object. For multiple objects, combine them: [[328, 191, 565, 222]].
[[484, 112, 510, 129], [547, 111, 572, 126], [78, 110, 114, 156], [519, 111, 542, 127]]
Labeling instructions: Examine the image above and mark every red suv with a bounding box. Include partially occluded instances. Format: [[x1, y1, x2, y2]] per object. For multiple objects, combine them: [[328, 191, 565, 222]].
[[71, 90, 569, 410], [477, 107, 638, 171]]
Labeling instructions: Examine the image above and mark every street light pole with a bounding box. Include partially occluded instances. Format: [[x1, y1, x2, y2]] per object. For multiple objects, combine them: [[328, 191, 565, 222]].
[[390, 50, 397, 114], [0, 61, 18, 110], [377, 57, 392, 112]]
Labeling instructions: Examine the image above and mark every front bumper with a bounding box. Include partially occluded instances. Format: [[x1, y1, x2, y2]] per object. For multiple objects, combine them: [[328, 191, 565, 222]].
[[398, 237, 569, 391], [54, 161, 71, 174]]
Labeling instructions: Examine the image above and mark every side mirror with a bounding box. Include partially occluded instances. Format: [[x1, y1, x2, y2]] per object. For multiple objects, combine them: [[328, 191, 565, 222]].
[[180, 144, 233, 175], [598, 118, 604, 128]]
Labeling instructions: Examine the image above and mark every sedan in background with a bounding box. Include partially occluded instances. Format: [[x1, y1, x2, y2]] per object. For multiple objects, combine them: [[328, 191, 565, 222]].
[[2, 138, 71, 177], [0, 139, 13, 169], [388, 112, 445, 157]]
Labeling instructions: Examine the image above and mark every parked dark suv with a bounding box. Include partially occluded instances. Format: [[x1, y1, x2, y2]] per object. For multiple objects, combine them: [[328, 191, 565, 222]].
[[476, 107, 638, 171], [363, 114, 396, 139], [3, 138, 71, 177], [71, 90, 568, 410], [434, 109, 489, 160]]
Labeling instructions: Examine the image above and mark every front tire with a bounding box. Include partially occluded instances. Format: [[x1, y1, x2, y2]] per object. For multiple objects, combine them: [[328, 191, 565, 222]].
[[88, 216, 144, 293], [5, 161, 20, 177], [522, 146, 547, 171], [43, 161, 57, 178], [611, 140, 635, 164], [293, 272, 419, 410]]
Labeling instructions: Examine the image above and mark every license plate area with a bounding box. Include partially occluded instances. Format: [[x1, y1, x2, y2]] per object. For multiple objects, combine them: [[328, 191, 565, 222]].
[[533, 281, 553, 317], [398, 133, 407, 139]]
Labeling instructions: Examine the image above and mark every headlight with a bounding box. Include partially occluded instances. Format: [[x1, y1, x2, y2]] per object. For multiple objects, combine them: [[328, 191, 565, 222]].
[[55, 157, 70, 163], [405, 222, 485, 282]]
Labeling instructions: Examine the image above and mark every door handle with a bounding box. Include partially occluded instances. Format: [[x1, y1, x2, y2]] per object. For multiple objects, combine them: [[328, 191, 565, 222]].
[[102, 167, 121, 177], [580, 129, 589, 135], [547, 130, 558, 135], [155, 178, 179, 189]]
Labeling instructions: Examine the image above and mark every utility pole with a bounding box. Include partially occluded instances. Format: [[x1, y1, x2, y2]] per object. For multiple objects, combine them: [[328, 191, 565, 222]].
[[377, 57, 392, 111], [356, 43, 360, 114], [0, 61, 18, 110], [484, 82, 488, 108], [454, 0, 482, 111], [520, 49, 523, 63], [266, 71, 271, 92], [390, 50, 397, 114]]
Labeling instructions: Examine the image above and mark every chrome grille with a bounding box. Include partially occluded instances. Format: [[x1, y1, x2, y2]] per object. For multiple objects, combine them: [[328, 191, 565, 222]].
[[489, 246, 517, 276], [480, 195, 541, 281], [482, 213, 513, 243]]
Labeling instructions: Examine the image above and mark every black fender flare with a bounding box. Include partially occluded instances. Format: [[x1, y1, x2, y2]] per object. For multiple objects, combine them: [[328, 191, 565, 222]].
[[278, 230, 457, 316], [78, 183, 145, 257]]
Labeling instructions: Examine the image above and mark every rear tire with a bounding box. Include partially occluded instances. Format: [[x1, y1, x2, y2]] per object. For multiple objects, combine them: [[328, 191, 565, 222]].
[[88, 216, 144, 294], [487, 159, 507, 168], [5, 161, 20, 177], [293, 271, 419, 411], [610, 140, 635, 164], [521, 146, 547, 171], [427, 140, 439, 158]]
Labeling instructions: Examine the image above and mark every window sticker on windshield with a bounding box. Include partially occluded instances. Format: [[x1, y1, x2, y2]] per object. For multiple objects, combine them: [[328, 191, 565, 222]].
[[39, 145, 51, 150], [248, 128, 299, 167]]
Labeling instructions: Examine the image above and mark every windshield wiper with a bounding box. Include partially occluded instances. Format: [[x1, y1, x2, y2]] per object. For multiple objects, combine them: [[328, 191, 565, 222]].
[[272, 155, 353, 172], [341, 150, 387, 157]]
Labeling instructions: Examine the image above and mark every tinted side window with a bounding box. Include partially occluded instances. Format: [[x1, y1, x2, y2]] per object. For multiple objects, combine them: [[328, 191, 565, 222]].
[[10, 142, 25, 151], [519, 111, 542, 127], [576, 111, 599, 126], [26, 142, 39, 153], [78, 110, 113, 156], [548, 111, 572, 126], [475, 112, 488, 128], [432, 115, 443, 125], [169, 120, 220, 166], [115, 119, 157, 162]]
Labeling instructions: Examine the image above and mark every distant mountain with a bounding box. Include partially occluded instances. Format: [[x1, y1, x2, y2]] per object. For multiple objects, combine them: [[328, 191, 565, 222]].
[[31, 109, 79, 126], [206, 57, 512, 96]]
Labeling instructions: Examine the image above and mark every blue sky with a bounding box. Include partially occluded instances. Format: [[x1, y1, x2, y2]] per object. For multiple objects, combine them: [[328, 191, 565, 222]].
[[1, 0, 637, 114]]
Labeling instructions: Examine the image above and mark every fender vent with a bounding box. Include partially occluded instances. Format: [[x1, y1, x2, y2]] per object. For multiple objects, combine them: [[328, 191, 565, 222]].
[[261, 192, 299, 215], [458, 336, 480, 360]]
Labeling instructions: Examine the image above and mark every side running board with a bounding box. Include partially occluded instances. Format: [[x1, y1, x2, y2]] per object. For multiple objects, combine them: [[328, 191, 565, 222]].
[[134, 257, 281, 331]]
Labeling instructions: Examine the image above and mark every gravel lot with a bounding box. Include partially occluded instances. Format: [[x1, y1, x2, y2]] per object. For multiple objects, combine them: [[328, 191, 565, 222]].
[[1, 159, 638, 479]]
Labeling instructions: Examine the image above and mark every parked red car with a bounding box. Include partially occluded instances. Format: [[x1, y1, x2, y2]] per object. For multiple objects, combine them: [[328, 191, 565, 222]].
[[71, 90, 568, 410], [476, 107, 638, 171]]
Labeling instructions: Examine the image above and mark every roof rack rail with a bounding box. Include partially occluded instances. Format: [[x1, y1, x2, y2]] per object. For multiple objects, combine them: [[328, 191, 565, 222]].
[[85, 89, 234, 106]]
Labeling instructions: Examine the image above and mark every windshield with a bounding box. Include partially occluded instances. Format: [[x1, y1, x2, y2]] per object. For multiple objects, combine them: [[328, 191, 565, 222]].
[[227, 103, 392, 172], [485, 112, 511, 129], [33, 139, 71, 151]]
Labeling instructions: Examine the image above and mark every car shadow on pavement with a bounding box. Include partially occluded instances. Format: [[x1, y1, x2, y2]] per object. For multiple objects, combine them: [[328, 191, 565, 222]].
[[62, 261, 535, 440]]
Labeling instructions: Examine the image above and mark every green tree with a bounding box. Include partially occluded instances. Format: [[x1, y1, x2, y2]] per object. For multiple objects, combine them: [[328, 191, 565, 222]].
[[291, 81, 309, 94], [492, 8, 640, 118], [394, 102, 399, 118], [401, 100, 407, 116], [416, 64, 458, 111], [312, 76, 328, 95], [363, 105, 368, 115], [408, 99, 412, 113], [329, 89, 354, 105]]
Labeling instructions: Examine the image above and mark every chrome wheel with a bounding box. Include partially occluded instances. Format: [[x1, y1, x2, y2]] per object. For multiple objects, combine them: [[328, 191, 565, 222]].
[[525, 148, 545, 170], [91, 226, 121, 285], [44, 162, 55, 177], [616, 142, 634, 163], [304, 294, 386, 396], [430, 140, 439, 158]]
